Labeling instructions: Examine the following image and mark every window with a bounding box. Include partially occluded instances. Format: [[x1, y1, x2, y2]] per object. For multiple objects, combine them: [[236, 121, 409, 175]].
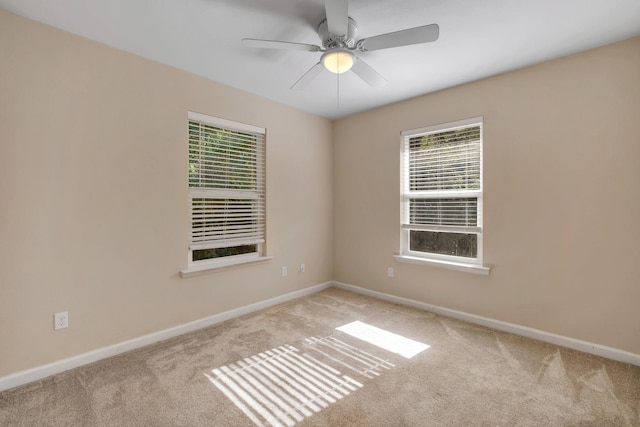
[[400, 117, 483, 267], [187, 112, 266, 269]]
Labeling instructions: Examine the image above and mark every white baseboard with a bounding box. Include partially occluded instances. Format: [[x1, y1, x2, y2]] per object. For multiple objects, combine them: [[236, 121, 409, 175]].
[[332, 281, 640, 367], [3, 279, 638, 392], [0, 281, 332, 392]]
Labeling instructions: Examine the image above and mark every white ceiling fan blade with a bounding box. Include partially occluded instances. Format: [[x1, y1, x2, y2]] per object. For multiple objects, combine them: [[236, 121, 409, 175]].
[[351, 57, 387, 88], [358, 24, 439, 52], [325, 0, 349, 37], [290, 62, 325, 90], [243, 38, 322, 52]]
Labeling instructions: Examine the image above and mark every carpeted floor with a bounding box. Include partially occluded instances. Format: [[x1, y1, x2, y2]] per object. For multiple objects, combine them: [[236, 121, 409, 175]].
[[1, 288, 639, 426]]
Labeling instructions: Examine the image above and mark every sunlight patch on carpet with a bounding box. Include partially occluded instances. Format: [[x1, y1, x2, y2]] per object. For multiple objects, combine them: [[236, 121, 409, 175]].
[[336, 320, 430, 358], [206, 345, 363, 427], [303, 336, 395, 379]]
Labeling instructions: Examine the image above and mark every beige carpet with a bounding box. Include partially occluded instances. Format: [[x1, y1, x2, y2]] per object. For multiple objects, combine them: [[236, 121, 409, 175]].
[[1, 288, 639, 426]]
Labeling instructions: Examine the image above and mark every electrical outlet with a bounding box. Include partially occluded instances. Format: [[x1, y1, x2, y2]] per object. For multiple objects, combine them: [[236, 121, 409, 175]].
[[54, 312, 68, 330], [387, 267, 394, 278], [300, 263, 306, 273], [281, 266, 288, 277]]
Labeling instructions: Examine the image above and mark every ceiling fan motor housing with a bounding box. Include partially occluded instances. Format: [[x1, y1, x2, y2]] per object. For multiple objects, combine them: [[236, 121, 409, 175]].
[[318, 17, 359, 49]]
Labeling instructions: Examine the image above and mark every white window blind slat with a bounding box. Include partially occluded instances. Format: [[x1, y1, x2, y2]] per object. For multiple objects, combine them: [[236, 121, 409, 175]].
[[401, 224, 482, 233], [189, 189, 260, 199], [190, 238, 266, 251], [191, 231, 264, 242]]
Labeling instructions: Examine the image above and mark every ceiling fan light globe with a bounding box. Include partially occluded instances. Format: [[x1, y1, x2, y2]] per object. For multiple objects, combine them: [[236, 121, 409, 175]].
[[322, 50, 354, 74]]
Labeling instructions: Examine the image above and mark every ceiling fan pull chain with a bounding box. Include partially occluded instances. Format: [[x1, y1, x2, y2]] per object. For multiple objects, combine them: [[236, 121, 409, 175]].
[[337, 72, 340, 110]]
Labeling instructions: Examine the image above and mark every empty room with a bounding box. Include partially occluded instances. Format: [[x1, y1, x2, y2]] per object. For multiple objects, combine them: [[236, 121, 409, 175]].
[[1, 0, 639, 425]]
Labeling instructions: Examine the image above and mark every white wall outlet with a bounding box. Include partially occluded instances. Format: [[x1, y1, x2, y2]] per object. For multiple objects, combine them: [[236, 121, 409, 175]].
[[281, 266, 288, 277], [54, 311, 68, 330], [387, 267, 394, 278], [300, 263, 306, 273]]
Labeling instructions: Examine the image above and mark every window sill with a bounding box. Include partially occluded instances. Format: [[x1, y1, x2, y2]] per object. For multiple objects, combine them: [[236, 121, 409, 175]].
[[180, 256, 273, 278], [394, 255, 491, 275]]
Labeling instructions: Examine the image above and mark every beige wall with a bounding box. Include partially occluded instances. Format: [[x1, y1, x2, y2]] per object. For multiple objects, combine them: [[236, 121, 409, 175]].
[[334, 36, 640, 354], [0, 10, 333, 376]]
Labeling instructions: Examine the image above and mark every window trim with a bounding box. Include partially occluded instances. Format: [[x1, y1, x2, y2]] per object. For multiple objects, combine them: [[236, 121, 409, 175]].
[[180, 255, 273, 278], [182, 111, 269, 277], [399, 116, 489, 273], [393, 254, 490, 275]]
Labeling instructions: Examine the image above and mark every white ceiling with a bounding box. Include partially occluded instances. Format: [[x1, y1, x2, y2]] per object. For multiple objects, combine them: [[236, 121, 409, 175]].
[[2, 0, 640, 119]]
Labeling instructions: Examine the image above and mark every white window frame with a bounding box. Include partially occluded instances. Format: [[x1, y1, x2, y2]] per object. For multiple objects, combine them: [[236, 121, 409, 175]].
[[398, 116, 489, 274], [181, 112, 269, 277]]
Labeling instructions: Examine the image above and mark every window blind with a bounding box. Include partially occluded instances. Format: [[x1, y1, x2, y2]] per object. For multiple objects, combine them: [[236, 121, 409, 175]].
[[188, 116, 265, 252], [402, 120, 482, 235]]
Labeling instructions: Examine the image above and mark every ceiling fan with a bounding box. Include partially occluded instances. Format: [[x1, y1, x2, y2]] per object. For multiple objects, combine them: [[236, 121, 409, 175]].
[[242, 0, 439, 90]]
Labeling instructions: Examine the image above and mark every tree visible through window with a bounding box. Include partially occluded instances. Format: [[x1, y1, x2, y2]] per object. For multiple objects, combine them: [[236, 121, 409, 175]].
[[187, 112, 265, 265], [401, 117, 483, 264]]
